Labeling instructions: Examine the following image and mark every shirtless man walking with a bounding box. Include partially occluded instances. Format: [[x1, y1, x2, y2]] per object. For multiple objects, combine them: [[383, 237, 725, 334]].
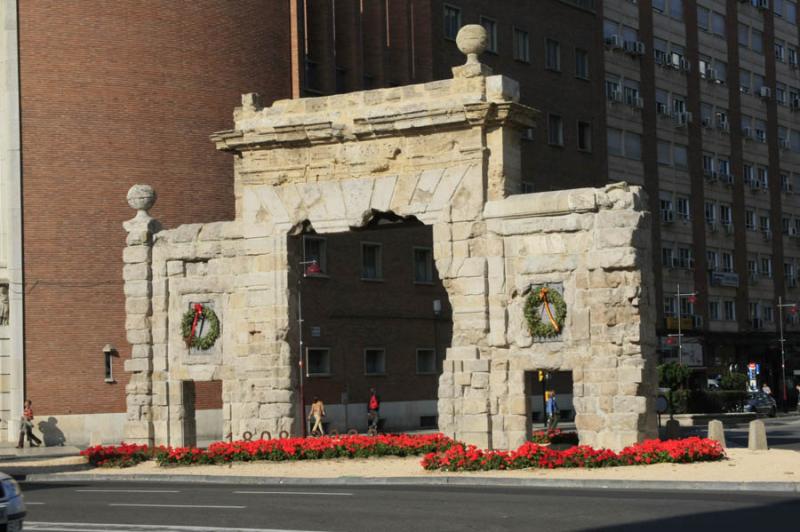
[[308, 396, 326, 436]]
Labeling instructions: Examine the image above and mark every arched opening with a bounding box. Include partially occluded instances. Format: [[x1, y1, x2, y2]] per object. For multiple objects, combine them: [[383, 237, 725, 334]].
[[288, 213, 453, 433]]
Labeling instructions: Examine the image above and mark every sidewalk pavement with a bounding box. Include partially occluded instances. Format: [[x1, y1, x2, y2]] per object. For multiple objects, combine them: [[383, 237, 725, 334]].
[[1, 447, 798, 494]]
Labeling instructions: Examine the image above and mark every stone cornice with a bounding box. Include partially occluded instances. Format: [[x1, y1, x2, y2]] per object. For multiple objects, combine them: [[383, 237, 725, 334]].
[[212, 101, 537, 153]]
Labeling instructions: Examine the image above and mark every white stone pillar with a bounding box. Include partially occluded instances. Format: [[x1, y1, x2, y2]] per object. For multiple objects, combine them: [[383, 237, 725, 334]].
[[122, 184, 159, 445]]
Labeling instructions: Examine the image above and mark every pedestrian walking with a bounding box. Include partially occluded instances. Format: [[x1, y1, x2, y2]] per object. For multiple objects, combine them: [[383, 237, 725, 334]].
[[367, 388, 380, 432], [308, 396, 326, 436], [546, 390, 559, 430], [762, 382, 772, 396], [17, 399, 42, 448], [795, 383, 800, 413]]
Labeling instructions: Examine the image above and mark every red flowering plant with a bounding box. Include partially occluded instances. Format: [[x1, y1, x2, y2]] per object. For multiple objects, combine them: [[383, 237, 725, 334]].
[[530, 429, 579, 445], [80, 443, 155, 468], [153, 433, 456, 466], [421, 437, 725, 472]]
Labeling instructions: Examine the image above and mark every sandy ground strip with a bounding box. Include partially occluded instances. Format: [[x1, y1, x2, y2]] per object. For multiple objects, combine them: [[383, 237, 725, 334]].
[[3, 449, 799, 483]]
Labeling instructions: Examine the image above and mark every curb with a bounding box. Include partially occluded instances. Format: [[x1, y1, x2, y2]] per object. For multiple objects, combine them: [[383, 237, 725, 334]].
[[20, 473, 800, 494]]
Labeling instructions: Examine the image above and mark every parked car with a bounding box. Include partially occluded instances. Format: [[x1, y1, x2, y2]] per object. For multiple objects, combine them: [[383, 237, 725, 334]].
[[744, 391, 777, 417], [0, 472, 25, 531]]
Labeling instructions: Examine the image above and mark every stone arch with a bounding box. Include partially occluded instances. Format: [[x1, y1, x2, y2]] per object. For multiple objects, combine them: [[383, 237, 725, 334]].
[[122, 27, 657, 450]]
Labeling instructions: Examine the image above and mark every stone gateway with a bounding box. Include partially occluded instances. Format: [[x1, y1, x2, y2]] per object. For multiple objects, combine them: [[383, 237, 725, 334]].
[[123, 26, 658, 451]]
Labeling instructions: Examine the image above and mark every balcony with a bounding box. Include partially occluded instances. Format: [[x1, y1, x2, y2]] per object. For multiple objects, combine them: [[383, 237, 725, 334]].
[[710, 272, 740, 288]]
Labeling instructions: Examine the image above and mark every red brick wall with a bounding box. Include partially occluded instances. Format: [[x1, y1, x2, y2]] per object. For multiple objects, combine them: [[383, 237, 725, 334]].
[[19, 0, 293, 415], [291, 222, 452, 406]]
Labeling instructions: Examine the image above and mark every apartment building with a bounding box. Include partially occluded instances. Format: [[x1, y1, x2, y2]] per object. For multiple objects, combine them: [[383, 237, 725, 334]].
[[601, 0, 800, 393]]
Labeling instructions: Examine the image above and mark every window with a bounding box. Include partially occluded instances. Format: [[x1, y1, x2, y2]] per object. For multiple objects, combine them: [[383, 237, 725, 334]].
[[705, 201, 716, 224], [724, 300, 736, 321], [413, 247, 434, 283], [711, 12, 726, 37], [678, 247, 693, 269], [697, 6, 710, 30], [513, 28, 530, 62], [718, 157, 730, 176], [653, 38, 668, 64], [625, 132, 641, 160], [776, 40, 786, 62], [738, 23, 750, 48], [577, 121, 592, 152], [751, 28, 763, 54], [653, 0, 666, 12], [673, 144, 688, 169], [760, 257, 773, 277], [307, 348, 331, 376], [662, 245, 674, 267], [575, 49, 590, 79], [416, 348, 437, 374], [480, 17, 498, 53], [714, 60, 727, 83], [709, 300, 720, 321], [361, 243, 382, 280], [664, 296, 676, 317], [670, 0, 684, 19], [607, 127, 623, 156], [104, 349, 114, 382], [740, 70, 751, 94], [623, 79, 640, 106], [365, 348, 386, 375], [787, 0, 798, 21], [603, 18, 619, 41], [764, 305, 774, 322], [707, 250, 719, 270], [676, 197, 690, 220], [720, 204, 732, 226], [702, 152, 715, 172], [548, 114, 564, 146], [443, 5, 461, 40], [657, 141, 672, 166], [746, 210, 756, 230], [545, 39, 561, 71], [303, 236, 327, 274], [722, 252, 734, 273]]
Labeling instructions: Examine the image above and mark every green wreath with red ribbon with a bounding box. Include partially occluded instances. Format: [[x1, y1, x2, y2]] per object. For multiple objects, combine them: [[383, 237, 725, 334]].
[[181, 303, 220, 350], [524, 285, 567, 338]]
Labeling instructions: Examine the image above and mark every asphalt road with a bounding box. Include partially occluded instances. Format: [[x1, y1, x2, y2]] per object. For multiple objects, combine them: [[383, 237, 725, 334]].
[[17, 481, 800, 532], [684, 415, 800, 450]]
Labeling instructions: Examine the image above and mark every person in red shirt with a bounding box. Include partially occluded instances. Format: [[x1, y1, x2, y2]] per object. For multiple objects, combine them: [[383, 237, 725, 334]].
[[17, 399, 42, 448]]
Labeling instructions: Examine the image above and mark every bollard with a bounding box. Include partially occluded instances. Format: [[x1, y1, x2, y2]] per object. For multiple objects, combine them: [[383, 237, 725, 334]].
[[747, 419, 768, 450], [707, 419, 726, 448], [665, 419, 681, 439]]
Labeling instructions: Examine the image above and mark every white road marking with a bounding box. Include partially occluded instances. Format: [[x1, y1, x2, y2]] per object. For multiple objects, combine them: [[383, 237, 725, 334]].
[[108, 503, 246, 509], [233, 490, 353, 496], [25, 523, 327, 532], [75, 489, 180, 494], [25, 501, 46, 505]]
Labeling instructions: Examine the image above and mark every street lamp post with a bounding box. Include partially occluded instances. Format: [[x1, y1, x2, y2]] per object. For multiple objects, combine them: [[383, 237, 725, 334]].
[[297, 259, 320, 438], [776, 296, 796, 405], [667, 283, 697, 365]]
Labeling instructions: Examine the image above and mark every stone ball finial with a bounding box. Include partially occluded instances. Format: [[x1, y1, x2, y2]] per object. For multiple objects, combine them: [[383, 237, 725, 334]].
[[127, 184, 156, 214], [456, 25, 488, 64]]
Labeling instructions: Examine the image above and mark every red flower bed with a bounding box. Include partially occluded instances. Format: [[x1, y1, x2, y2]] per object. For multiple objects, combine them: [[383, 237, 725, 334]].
[[155, 433, 456, 466], [421, 437, 725, 472], [80, 443, 155, 468], [530, 429, 579, 445]]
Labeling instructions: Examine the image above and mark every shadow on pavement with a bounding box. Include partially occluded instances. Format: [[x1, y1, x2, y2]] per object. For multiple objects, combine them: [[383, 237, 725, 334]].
[[587, 498, 800, 531]]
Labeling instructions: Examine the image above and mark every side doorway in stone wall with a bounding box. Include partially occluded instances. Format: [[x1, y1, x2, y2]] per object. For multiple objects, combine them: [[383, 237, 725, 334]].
[[179, 380, 223, 447], [526, 370, 574, 433]]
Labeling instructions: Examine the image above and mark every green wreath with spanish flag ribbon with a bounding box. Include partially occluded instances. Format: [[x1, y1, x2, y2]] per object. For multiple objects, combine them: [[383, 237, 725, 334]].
[[181, 303, 220, 350], [524, 285, 567, 338]]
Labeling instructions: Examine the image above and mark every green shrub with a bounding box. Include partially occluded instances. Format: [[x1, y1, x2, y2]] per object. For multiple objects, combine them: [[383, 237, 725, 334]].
[[720, 372, 748, 391]]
